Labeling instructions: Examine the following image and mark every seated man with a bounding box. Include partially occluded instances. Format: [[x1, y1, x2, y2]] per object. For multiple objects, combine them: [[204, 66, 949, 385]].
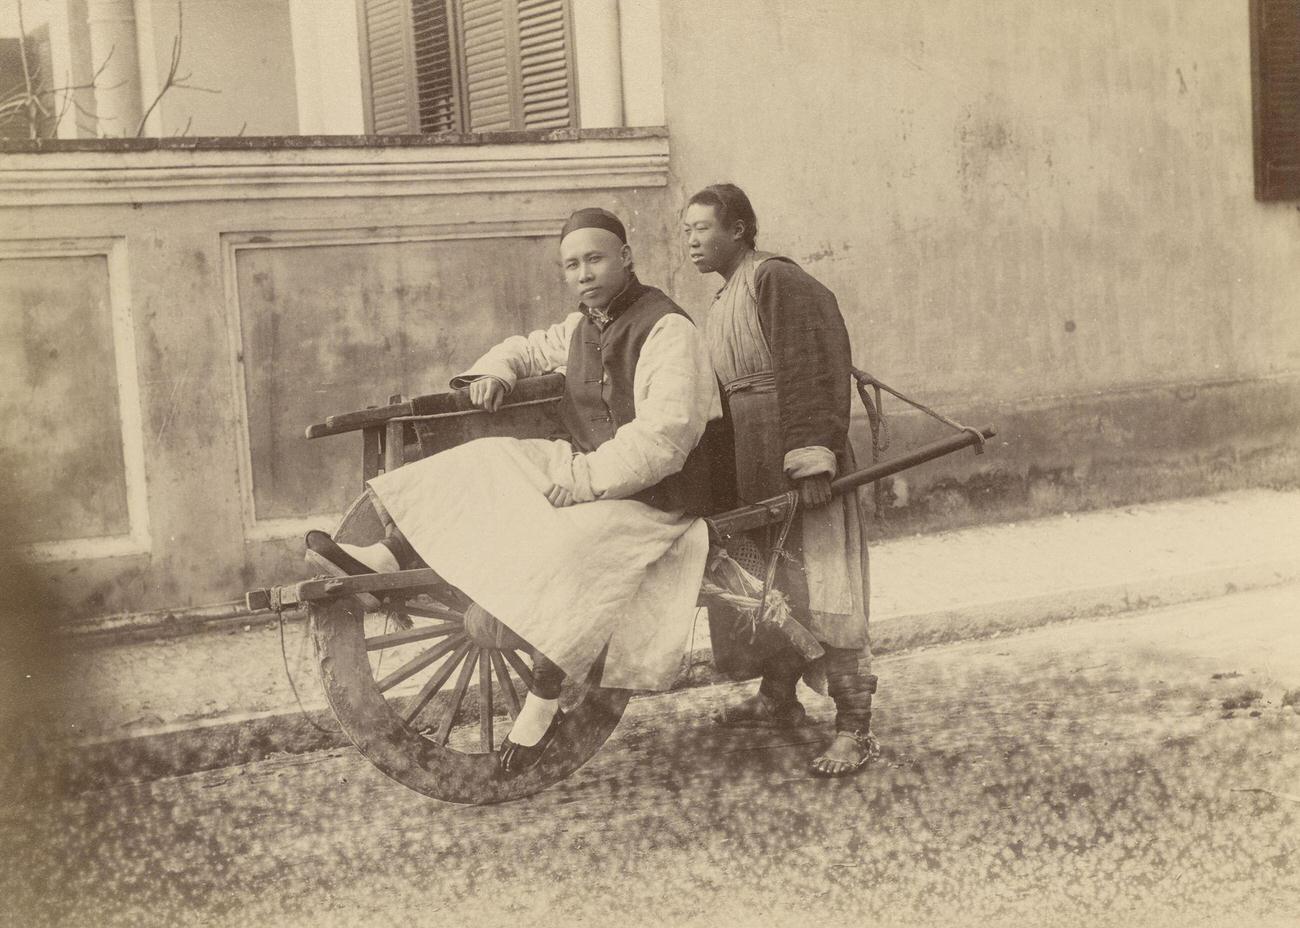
[[307, 208, 720, 775]]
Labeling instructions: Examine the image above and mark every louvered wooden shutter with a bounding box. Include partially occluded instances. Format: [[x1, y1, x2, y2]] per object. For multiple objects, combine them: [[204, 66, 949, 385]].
[[453, 0, 575, 131], [458, 0, 518, 131], [360, 0, 576, 134], [358, 0, 419, 133], [1252, 0, 1300, 200], [516, 0, 574, 129], [412, 0, 459, 132]]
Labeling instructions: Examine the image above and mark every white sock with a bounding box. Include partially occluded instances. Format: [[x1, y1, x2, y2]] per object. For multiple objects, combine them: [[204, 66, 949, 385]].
[[339, 541, 400, 573], [508, 694, 559, 747]]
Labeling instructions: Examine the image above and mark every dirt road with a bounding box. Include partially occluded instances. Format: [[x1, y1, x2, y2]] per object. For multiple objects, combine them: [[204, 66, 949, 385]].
[[4, 585, 1298, 927]]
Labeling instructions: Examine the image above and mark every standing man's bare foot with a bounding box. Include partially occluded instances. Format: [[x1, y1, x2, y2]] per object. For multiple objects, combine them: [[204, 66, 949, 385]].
[[810, 730, 880, 777]]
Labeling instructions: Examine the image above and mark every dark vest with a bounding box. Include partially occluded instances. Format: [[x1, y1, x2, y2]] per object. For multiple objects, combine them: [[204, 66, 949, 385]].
[[558, 277, 714, 515]]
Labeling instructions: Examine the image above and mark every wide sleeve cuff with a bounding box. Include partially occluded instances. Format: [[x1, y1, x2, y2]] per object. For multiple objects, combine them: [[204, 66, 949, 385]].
[[449, 370, 512, 391], [783, 446, 838, 480]]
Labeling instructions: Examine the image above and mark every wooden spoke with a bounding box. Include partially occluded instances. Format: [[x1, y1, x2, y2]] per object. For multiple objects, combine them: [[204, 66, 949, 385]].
[[402, 639, 473, 725], [478, 650, 493, 752], [365, 621, 461, 652], [490, 649, 523, 720], [376, 634, 465, 693], [433, 646, 481, 746], [501, 647, 535, 691]]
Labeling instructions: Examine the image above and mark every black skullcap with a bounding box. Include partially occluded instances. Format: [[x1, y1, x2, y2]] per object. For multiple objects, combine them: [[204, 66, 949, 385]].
[[560, 207, 627, 243]]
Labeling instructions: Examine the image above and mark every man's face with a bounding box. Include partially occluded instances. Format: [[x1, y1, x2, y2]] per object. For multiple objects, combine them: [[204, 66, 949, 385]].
[[683, 202, 745, 276], [560, 227, 631, 310]]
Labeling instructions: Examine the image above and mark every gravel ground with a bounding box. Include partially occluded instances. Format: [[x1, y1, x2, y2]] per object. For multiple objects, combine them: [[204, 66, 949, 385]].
[[3, 584, 1298, 928]]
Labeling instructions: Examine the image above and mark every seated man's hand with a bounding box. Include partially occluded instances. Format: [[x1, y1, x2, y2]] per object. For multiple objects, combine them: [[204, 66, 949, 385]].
[[545, 484, 575, 508], [468, 376, 506, 412], [795, 473, 834, 510]]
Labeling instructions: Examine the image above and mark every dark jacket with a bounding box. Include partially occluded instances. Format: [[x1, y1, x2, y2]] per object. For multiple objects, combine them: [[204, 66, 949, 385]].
[[559, 276, 715, 515]]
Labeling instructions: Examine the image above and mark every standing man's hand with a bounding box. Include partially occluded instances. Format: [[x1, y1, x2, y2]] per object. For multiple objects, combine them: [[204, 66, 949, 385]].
[[795, 473, 834, 509], [468, 377, 506, 412]]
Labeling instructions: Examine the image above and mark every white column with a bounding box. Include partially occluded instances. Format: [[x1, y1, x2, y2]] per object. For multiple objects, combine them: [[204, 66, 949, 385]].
[[571, 0, 624, 128], [85, 0, 144, 136], [618, 0, 664, 126], [132, 0, 162, 136], [45, 0, 78, 137]]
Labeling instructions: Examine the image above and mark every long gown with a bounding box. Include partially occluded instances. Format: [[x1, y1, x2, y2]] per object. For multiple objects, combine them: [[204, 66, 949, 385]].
[[703, 250, 871, 654], [367, 306, 720, 691]]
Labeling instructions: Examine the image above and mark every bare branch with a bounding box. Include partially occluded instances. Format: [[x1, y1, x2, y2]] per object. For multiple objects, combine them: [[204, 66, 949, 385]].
[[67, 96, 99, 120], [88, 43, 117, 85], [0, 34, 118, 138], [136, 1, 210, 137], [55, 69, 74, 125], [15, 0, 37, 137], [0, 76, 31, 101], [46, 76, 126, 96], [0, 97, 32, 118]]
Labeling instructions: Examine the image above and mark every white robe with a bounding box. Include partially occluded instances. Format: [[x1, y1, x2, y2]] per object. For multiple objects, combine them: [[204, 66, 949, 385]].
[[367, 310, 721, 690]]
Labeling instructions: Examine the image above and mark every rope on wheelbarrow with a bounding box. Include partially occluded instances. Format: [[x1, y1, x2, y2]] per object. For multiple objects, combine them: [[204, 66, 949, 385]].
[[278, 610, 340, 735], [851, 367, 986, 456], [698, 494, 824, 663]]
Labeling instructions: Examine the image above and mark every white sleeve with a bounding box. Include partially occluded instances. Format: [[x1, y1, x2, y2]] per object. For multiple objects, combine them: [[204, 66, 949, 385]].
[[552, 314, 722, 502], [449, 313, 580, 390], [784, 446, 838, 479]]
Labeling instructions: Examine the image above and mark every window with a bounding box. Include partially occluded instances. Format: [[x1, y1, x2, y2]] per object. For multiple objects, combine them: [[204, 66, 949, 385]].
[[357, 0, 577, 135], [0, 20, 56, 140], [1251, 0, 1300, 200]]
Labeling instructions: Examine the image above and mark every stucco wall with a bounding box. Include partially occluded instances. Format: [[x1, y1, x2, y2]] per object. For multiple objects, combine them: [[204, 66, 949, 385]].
[[0, 254, 130, 543], [0, 133, 675, 620], [659, 0, 1300, 399], [143, 0, 300, 136], [2, 0, 1299, 626]]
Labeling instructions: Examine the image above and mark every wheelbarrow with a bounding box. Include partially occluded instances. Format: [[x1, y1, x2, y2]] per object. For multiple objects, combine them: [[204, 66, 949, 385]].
[[244, 374, 994, 804]]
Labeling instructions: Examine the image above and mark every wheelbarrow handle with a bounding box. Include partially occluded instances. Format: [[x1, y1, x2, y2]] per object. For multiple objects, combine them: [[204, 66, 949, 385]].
[[706, 425, 996, 538]]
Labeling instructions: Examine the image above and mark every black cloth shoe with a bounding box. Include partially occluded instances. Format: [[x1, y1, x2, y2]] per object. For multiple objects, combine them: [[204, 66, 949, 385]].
[[304, 530, 374, 577], [498, 709, 565, 777], [383, 527, 428, 571]]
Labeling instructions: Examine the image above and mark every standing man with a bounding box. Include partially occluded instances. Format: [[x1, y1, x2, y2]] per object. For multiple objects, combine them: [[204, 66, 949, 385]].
[[308, 207, 720, 775], [683, 183, 878, 777]]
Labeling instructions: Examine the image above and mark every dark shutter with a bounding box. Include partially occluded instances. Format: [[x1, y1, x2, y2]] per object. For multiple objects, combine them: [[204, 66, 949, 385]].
[[516, 0, 575, 129], [358, 0, 419, 133], [359, 0, 576, 135], [459, 0, 518, 131], [1252, 0, 1300, 200], [411, 0, 460, 132]]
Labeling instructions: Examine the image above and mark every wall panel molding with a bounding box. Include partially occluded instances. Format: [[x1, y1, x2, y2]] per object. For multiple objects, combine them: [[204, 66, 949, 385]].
[[2, 236, 152, 562], [221, 218, 567, 541]]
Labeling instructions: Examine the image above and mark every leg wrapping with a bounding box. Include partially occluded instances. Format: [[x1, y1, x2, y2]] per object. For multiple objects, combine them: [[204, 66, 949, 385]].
[[824, 645, 877, 733]]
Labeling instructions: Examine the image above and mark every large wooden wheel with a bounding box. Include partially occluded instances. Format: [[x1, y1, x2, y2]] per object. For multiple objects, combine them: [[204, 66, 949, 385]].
[[309, 493, 630, 804]]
